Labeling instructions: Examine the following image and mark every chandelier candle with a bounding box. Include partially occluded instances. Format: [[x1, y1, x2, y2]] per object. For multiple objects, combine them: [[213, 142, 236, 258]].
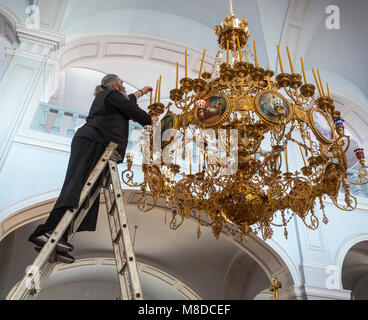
[[237, 35, 242, 62], [254, 40, 258, 67], [298, 143, 307, 167], [227, 40, 230, 66], [286, 46, 294, 74], [158, 75, 162, 104], [327, 83, 331, 98], [154, 79, 159, 103], [317, 69, 325, 96], [300, 57, 307, 84], [176, 62, 179, 89], [185, 49, 188, 78], [312, 69, 322, 96], [199, 49, 206, 79], [277, 45, 284, 73]]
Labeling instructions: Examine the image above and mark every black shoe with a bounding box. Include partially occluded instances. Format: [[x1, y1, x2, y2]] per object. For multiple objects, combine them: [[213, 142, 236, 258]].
[[29, 232, 73, 252], [34, 246, 75, 264]]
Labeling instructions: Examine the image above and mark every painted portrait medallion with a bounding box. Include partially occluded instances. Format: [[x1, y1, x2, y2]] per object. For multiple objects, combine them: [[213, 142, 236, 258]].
[[255, 90, 293, 124], [160, 112, 178, 148], [309, 109, 334, 144], [195, 95, 231, 128]]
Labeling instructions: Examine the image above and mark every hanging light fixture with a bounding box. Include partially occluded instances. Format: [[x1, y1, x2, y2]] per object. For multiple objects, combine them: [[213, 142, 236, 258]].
[[122, 1, 368, 241]]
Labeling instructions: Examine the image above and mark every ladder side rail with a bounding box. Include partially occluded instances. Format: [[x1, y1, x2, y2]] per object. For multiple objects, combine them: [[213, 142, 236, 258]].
[[25, 259, 57, 300], [105, 172, 134, 300], [7, 142, 118, 300], [108, 160, 143, 300], [103, 174, 131, 300], [69, 184, 104, 238]]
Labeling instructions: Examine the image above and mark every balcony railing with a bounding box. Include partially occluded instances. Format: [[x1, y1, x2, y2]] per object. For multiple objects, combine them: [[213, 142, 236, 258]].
[[30, 102, 88, 138]]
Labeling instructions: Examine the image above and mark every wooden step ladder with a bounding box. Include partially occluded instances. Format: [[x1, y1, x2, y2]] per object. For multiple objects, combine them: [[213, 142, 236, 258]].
[[6, 142, 143, 300]]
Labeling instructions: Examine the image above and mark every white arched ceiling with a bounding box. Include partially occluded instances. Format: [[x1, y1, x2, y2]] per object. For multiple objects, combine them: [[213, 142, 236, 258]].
[[59, 0, 270, 65], [305, 0, 368, 100], [62, 67, 138, 112], [54, 36, 218, 114], [34, 258, 199, 300], [0, 1, 27, 23]]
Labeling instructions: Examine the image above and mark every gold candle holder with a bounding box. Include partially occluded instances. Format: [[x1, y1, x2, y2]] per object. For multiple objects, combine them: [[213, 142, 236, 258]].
[[180, 77, 193, 93], [316, 96, 333, 113], [290, 73, 303, 89], [276, 73, 292, 87], [300, 83, 315, 97], [220, 65, 235, 82], [148, 103, 165, 117], [201, 71, 212, 80], [252, 66, 265, 81], [234, 61, 248, 78], [265, 69, 275, 79], [170, 88, 184, 102], [192, 78, 207, 94]]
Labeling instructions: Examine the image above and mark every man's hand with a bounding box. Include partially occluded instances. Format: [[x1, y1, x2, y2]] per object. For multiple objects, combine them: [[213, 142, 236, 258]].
[[142, 86, 153, 95], [134, 86, 153, 100]]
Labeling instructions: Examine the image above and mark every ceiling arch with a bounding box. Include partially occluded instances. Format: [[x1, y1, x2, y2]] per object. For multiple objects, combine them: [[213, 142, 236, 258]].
[[6, 257, 200, 300], [0, 188, 296, 299], [342, 240, 368, 299]]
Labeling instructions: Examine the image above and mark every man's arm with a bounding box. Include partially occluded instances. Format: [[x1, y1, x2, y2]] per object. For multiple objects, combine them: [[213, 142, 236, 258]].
[[106, 91, 152, 126]]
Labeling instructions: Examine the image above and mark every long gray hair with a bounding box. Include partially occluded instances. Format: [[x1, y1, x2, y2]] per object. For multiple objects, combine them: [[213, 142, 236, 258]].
[[94, 74, 119, 96]]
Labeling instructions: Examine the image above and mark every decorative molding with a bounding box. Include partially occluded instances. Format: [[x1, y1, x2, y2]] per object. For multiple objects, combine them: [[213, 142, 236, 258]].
[[37, 0, 68, 32], [58, 34, 215, 75], [280, 284, 351, 300], [7, 257, 201, 300], [12, 133, 71, 152], [301, 285, 351, 300], [0, 3, 22, 26], [0, 13, 16, 45], [11, 24, 65, 58], [278, 0, 315, 73]]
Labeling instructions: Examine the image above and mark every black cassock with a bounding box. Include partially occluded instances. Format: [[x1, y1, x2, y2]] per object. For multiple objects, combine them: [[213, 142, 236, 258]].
[[30, 89, 152, 240]]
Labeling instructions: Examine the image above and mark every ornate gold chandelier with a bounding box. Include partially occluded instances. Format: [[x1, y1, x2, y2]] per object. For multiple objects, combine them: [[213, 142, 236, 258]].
[[122, 3, 368, 241]]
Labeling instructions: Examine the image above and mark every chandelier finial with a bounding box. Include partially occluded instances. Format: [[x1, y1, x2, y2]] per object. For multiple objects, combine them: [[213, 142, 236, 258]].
[[229, 0, 234, 15]]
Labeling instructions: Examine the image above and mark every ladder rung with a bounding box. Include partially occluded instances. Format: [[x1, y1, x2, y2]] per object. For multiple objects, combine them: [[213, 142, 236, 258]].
[[108, 200, 116, 215], [113, 229, 122, 243], [119, 263, 128, 275]]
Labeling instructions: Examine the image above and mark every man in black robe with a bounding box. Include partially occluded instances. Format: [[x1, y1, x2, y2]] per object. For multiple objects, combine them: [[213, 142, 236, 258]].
[[28, 74, 155, 263]]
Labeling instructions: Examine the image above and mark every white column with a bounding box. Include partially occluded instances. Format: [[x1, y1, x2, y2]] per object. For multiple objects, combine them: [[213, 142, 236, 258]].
[[0, 24, 64, 171]]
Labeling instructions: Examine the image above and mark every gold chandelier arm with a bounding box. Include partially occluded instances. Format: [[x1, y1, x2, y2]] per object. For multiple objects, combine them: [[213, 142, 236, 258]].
[[283, 87, 310, 107], [324, 135, 351, 160], [137, 194, 155, 212], [343, 166, 368, 185], [121, 168, 145, 187], [301, 212, 319, 230], [331, 194, 357, 211]]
